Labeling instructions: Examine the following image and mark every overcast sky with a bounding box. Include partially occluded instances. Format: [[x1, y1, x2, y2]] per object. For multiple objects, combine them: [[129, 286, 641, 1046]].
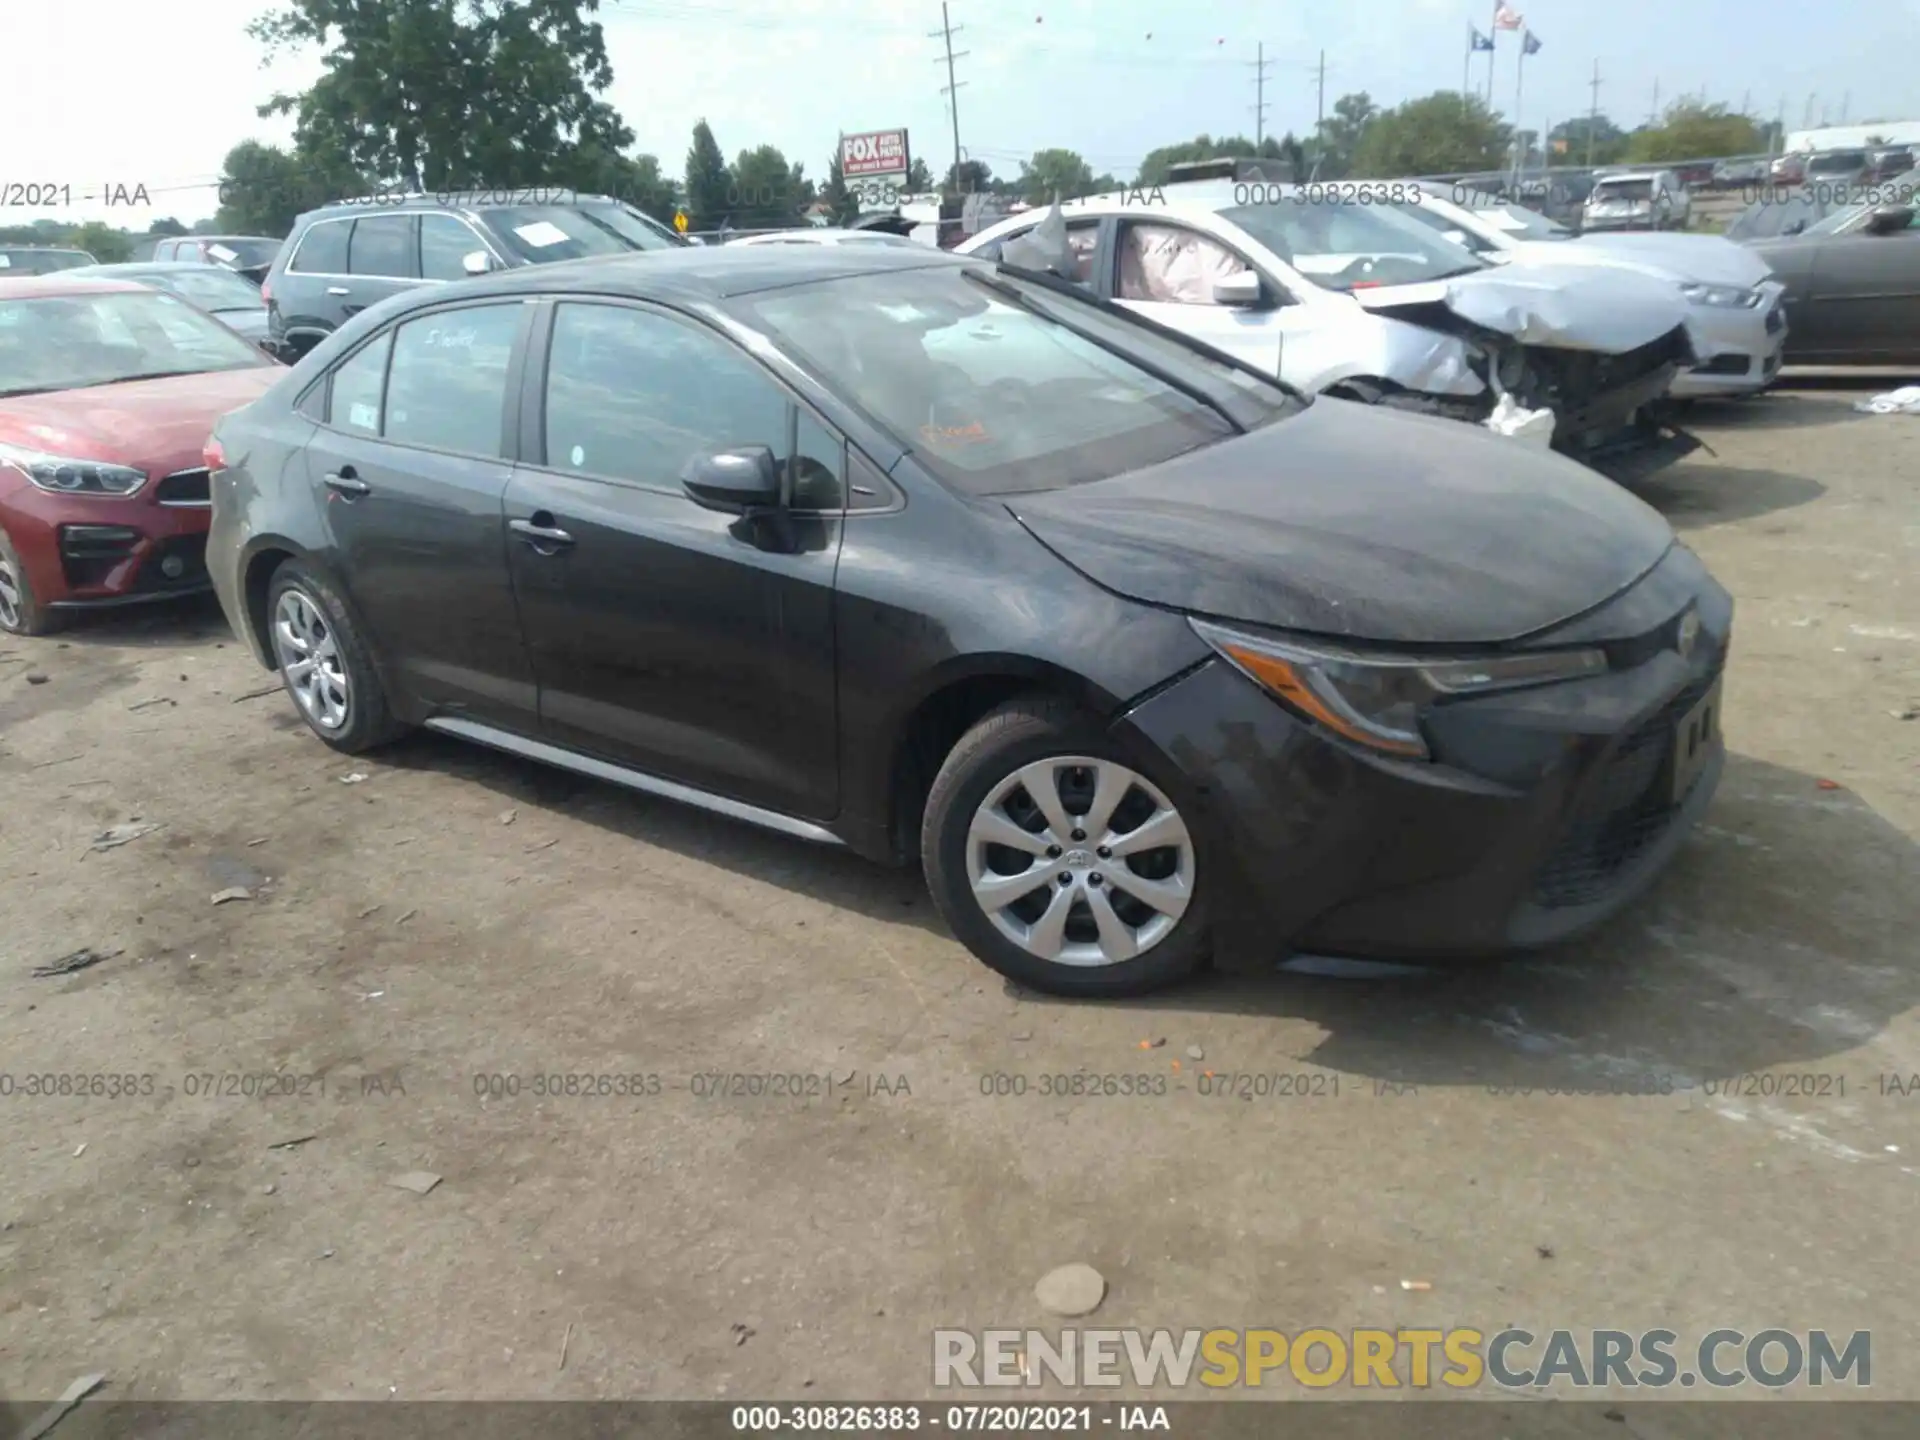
[[7, 0, 1915, 225]]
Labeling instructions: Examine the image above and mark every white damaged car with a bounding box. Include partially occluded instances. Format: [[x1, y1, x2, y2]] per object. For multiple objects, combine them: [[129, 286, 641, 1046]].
[[959, 186, 1703, 481]]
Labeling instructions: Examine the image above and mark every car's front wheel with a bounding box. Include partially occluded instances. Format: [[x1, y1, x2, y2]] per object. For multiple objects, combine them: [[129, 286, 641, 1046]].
[[922, 696, 1210, 997], [0, 528, 62, 636], [266, 561, 406, 753]]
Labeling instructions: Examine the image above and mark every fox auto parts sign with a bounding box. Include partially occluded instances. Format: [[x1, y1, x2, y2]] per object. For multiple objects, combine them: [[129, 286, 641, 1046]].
[[842, 129, 910, 180]]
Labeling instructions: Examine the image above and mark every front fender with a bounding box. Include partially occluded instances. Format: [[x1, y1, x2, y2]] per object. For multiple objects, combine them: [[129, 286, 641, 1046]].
[[1293, 311, 1489, 399]]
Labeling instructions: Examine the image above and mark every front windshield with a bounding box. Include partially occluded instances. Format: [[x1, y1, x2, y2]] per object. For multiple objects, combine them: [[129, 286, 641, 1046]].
[[488, 204, 680, 262], [1802, 196, 1881, 237], [1592, 179, 1654, 203], [1219, 199, 1486, 290], [0, 289, 267, 397], [735, 265, 1300, 495], [1, 249, 92, 275], [1725, 193, 1847, 240], [140, 267, 265, 312], [1481, 203, 1573, 239], [1807, 152, 1868, 174]]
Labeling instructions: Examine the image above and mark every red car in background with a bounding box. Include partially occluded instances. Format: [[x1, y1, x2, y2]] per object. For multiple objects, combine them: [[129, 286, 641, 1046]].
[[0, 276, 280, 634]]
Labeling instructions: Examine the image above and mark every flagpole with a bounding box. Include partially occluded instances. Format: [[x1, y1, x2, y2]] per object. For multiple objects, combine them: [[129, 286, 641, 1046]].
[[1463, 23, 1471, 101], [1513, 39, 1527, 182], [1486, 3, 1499, 105]]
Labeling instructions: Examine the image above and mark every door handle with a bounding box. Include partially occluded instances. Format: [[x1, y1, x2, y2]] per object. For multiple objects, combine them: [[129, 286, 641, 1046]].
[[510, 516, 575, 550], [323, 471, 370, 497], [326, 286, 350, 296]]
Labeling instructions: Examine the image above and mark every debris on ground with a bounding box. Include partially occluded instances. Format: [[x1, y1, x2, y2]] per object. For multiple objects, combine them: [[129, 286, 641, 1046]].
[[267, 1134, 318, 1151], [126, 697, 176, 712], [559, 1321, 574, 1370], [32, 947, 122, 978], [19, 1372, 106, 1440], [388, 1171, 441, 1196], [72, 1144, 86, 1158], [90, 822, 161, 852], [397, 909, 417, 925], [1012, 1031, 1033, 1042], [499, 809, 517, 825], [25, 672, 49, 685], [731, 1322, 756, 1346], [1536, 1245, 1555, 1260], [1186, 1045, 1205, 1061], [524, 838, 558, 852], [1035, 1262, 1107, 1316], [211, 887, 254, 905], [1816, 778, 1842, 791], [1892, 706, 1918, 721], [340, 772, 368, 785], [232, 683, 282, 703], [358, 905, 382, 919], [1400, 1279, 1433, 1292], [1138, 1037, 1166, 1050], [1854, 385, 1920, 414], [245, 836, 269, 846], [262, 1184, 277, 1195]]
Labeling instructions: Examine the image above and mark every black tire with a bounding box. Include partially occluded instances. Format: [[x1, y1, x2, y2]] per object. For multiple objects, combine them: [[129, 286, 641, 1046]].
[[0, 526, 63, 636], [265, 560, 407, 753], [921, 694, 1211, 997]]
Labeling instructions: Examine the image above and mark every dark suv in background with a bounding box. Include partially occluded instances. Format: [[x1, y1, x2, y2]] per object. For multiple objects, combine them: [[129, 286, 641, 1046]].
[[260, 192, 688, 359], [0, 247, 96, 276]]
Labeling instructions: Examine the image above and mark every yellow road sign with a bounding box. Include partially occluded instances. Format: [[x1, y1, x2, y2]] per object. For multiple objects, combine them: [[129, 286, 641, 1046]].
[[673, 210, 689, 234]]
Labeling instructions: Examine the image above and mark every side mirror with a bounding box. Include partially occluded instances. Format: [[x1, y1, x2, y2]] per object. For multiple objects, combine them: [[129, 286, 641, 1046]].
[[682, 446, 782, 513], [461, 250, 495, 276], [1866, 205, 1914, 235], [1211, 271, 1265, 308], [1783, 218, 1808, 236]]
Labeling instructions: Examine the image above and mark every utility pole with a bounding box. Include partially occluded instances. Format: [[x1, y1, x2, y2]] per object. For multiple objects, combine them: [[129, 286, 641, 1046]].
[[1648, 78, 1660, 127], [1314, 49, 1328, 134], [1840, 91, 1850, 124], [1587, 60, 1602, 167], [1740, 89, 1750, 117], [1249, 43, 1274, 146], [1775, 96, 1786, 157], [1803, 94, 1816, 128], [929, 4, 968, 195]]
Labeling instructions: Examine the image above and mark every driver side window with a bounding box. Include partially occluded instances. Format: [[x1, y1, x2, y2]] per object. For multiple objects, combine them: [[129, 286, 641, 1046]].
[[1117, 222, 1255, 305]]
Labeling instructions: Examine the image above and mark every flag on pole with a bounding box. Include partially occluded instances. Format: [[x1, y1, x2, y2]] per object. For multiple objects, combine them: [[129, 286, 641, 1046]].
[[1522, 29, 1542, 54], [1470, 27, 1494, 51], [1493, 5, 1523, 29]]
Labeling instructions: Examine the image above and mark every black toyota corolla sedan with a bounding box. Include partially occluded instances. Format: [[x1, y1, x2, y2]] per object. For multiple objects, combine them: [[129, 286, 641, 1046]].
[[204, 245, 1730, 997]]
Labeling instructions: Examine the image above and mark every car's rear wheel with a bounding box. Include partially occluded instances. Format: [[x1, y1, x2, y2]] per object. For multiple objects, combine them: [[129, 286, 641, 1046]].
[[0, 528, 62, 637], [267, 561, 406, 753], [921, 696, 1210, 997]]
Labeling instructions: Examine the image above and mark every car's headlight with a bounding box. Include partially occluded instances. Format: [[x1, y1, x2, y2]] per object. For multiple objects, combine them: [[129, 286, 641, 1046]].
[[1190, 618, 1607, 760], [0, 443, 147, 497], [1680, 283, 1762, 309]]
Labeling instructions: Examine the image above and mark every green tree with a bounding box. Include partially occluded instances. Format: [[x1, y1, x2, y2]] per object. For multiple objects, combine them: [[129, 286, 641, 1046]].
[[213, 139, 356, 236], [685, 120, 731, 231], [905, 156, 933, 192], [250, 0, 632, 191], [1135, 133, 1289, 185], [1624, 102, 1762, 163], [945, 158, 992, 194], [147, 217, 190, 237], [1551, 114, 1629, 166], [822, 151, 860, 225], [1351, 92, 1511, 177], [729, 144, 799, 227], [1312, 93, 1378, 179], [69, 222, 135, 263], [1017, 148, 1095, 204]]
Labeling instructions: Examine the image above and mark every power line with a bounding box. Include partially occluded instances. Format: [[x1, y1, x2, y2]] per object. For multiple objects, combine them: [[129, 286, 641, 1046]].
[[930, 3, 967, 192], [1248, 43, 1274, 145]]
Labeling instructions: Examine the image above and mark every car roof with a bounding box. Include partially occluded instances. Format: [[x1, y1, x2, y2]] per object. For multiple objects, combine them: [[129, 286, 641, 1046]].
[[294, 193, 633, 222], [385, 243, 973, 310], [71, 262, 242, 274], [968, 193, 1237, 243], [733, 229, 895, 244], [1594, 170, 1663, 181], [0, 274, 149, 297]]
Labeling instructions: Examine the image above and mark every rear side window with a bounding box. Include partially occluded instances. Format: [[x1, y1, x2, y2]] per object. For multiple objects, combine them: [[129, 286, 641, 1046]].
[[382, 303, 521, 456], [328, 334, 390, 434], [420, 214, 486, 281], [290, 220, 351, 274], [349, 216, 416, 278]]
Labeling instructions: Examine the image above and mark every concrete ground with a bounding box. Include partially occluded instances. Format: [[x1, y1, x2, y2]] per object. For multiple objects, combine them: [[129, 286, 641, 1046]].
[[1, 379, 1916, 1411]]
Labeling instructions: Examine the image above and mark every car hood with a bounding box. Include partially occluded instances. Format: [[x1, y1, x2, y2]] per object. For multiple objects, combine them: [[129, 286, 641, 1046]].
[[0, 366, 278, 471], [1004, 397, 1674, 645], [1348, 260, 1690, 353], [1551, 232, 1774, 288]]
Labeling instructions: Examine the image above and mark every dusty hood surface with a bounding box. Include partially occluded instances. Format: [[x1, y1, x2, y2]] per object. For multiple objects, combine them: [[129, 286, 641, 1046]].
[[1555, 232, 1775, 289], [1005, 397, 1675, 645], [1349, 261, 1690, 352]]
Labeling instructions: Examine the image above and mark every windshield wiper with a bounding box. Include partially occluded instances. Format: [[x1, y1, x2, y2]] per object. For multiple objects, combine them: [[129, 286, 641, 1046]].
[[65, 370, 199, 389], [0, 385, 62, 398]]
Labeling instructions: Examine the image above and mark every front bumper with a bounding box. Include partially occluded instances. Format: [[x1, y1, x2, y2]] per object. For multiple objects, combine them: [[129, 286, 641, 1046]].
[[0, 479, 213, 611], [1670, 289, 1787, 397], [1113, 569, 1732, 960]]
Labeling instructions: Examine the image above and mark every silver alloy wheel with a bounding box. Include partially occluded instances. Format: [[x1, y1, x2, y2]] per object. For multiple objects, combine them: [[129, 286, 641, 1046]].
[[272, 588, 351, 731], [0, 553, 21, 631], [966, 754, 1195, 967]]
